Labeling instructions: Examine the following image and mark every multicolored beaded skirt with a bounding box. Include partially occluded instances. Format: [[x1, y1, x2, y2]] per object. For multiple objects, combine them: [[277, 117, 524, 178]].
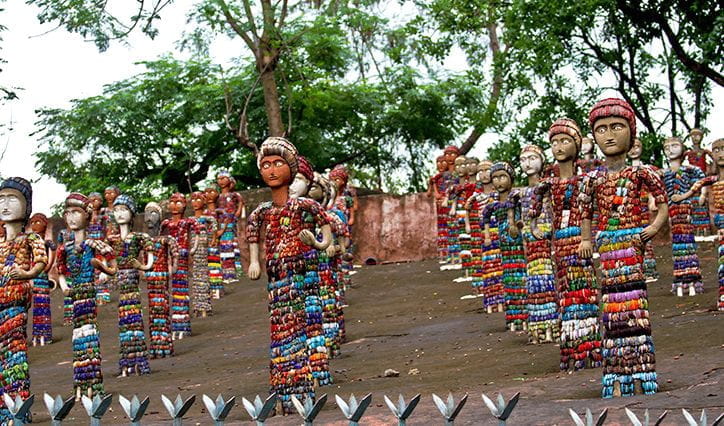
[[191, 237, 212, 316], [481, 225, 504, 310], [219, 220, 241, 282], [716, 214, 724, 311], [318, 250, 341, 358], [554, 226, 601, 371], [0, 302, 30, 422], [63, 293, 73, 326], [597, 228, 657, 397], [117, 268, 151, 375], [522, 224, 559, 343], [208, 246, 223, 296], [692, 202, 711, 236], [145, 269, 173, 358], [500, 230, 527, 331], [436, 202, 451, 263], [72, 279, 103, 396], [268, 272, 315, 413], [32, 272, 53, 342], [171, 250, 191, 334], [669, 204, 703, 293]]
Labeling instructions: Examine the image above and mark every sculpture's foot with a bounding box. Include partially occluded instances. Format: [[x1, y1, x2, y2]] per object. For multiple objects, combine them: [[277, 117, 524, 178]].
[[40, 336, 46, 346], [676, 287, 684, 297], [634, 379, 643, 395], [613, 381, 622, 397], [545, 328, 553, 342], [522, 322, 528, 331], [32, 337, 38, 347], [75, 386, 82, 401], [486, 306, 493, 314], [689, 286, 696, 296]]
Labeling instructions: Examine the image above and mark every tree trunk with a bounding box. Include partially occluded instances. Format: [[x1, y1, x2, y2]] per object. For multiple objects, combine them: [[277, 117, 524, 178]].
[[259, 64, 286, 137]]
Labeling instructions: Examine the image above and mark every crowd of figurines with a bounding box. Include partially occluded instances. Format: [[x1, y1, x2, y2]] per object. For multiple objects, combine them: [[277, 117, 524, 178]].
[[429, 98, 723, 399], [0, 144, 359, 420]]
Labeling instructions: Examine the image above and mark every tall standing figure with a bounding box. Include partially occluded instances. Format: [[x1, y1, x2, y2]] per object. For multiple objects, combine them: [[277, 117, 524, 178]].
[[428, 155, 451, 263], [88, 192, 112, 304], [685, 128, 713, 236], [204, 185, 224, 298], [216, 171, 245, 283], [481, 163, 527, 331], [330, 164, 358, 291], [246, 137, 333, 414], [162, 193, 198, 340], [144, 202, 178, 358], [674, 138, 724, 310], [111, 195, 154, 376], [580, 98, 669, 398], [519, 145, 559, 344], [57, 193, 117, 399], [0, 178, 47, 421], [190, 191, 216, 317], [529, 119, 601, 371], [661, 136, 705, 296], [628, 139, 659, 281], [28, 213, 56, 346]]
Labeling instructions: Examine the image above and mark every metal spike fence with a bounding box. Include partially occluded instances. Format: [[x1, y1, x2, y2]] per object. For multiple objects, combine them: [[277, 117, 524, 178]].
[[1, 390, 721, 425]]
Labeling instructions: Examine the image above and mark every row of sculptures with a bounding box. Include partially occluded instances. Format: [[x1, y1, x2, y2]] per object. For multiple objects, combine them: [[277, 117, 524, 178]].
[[428, 99, 723, 400], [0, 146, 359, 419]]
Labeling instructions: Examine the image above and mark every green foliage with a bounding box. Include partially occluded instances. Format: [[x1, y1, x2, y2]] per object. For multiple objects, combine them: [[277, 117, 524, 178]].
[[28, 0, 721, 198]]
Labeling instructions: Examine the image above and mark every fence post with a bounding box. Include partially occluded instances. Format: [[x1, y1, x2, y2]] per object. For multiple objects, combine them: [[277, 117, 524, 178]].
[[241, 393, 277, 426], [335, 393, 372, 426], [81, 394, 113, 426], [384, 394, 420, 426], [291, 394, 327, 426], [202, 394, 236, 425], [481, 392, 519, 426], [2, 394, 34, 426], [161, 394, 196, 426], [432, 393, 468, 426], [43, 393, 75, 426], [119, 395, 150, 426]]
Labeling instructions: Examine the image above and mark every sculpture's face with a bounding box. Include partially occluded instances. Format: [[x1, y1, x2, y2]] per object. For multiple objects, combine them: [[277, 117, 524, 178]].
[[477, 163, 492, 184], [712, 140, 724, 168], [308, 181, 324, 202], [289, 173, 310, 199], [191, 194, 206, 211], [550, 133, 578, 163], [144, 210, 160, 229], [444, 151, 458, 167], [30, 217, 47, 234], [491, 170, 512, 193], [436, 159, 448, 173], [64, 207, 88, 231], [204, 188, 219, 203], [465, 160, 479, 176], [519, 152, 543, 176], [113, 205, 133, 225], [663, 138, 684, 160], [168, 198, 186, 215], [580, 137, 594, 155], [217, 175, 230, 188], [628, 138, 643, 159], [690, 129, 703, 145], [0, 189, 26, 223], [454, 158, 467, 175], [260, 155, 292, 188], [592, 117, 631, 157], [104, 189, 119, 206], [89, 195, 103, 211]]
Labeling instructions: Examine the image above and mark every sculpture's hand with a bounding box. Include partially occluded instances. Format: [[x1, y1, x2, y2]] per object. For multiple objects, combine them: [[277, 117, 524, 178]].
[[8, 267, 30, 280], [640, 225, 658, 243], [577, 240, 593, 259], [298, 229, 316, 246], [670, 194, 685, 203]]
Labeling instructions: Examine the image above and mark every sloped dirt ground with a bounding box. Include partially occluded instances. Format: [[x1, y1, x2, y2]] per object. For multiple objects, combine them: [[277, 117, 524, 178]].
[[26, 241, 722, 425]]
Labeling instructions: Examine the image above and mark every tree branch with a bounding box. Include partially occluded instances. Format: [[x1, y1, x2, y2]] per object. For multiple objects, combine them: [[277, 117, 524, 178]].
[[616, 0, 724, 86], [217, 0, 257, 52]]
